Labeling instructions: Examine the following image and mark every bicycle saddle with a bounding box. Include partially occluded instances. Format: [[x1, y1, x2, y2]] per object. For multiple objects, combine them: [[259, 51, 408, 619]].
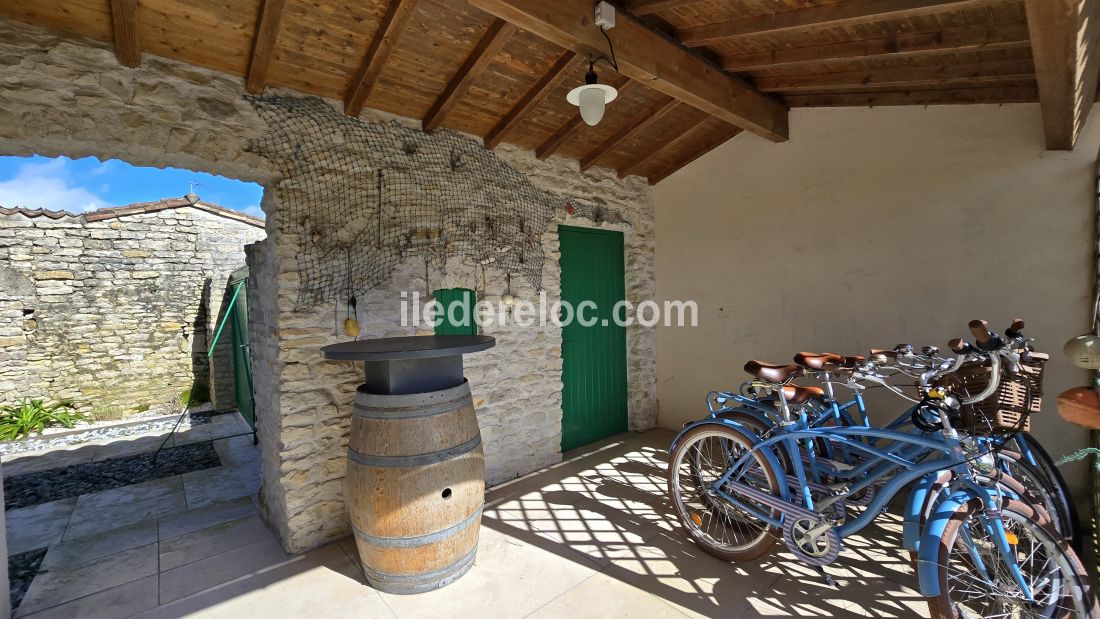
[[744, 360, 804, 383], [781, 385, 825, 406], [793, 352, 844, 370]]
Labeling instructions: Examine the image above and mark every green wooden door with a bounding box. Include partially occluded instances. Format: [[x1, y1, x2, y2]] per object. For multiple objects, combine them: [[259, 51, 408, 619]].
[[558, 225, 627, 452]]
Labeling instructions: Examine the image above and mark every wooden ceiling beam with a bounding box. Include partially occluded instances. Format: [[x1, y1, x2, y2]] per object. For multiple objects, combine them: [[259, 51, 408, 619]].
[[756, 59, 1036, 93], [784, 85, 1041, 107], [467, 0, 789, 142], [245, 0, 286, 94], [484, 50, 577, 149], [722, 22, 1031, 73], [580, 97, 680, 171], [680, 0, 1002, 47], [108, 0, 140, 67], [344, 0, 420, 118], [1024, 0, 1100, 150], [535, 77, 634, 161], [648, 124, 742, 185], [628, 0, 706, 16], [617, 113, 708, 178], [424, 19, 517, 132]]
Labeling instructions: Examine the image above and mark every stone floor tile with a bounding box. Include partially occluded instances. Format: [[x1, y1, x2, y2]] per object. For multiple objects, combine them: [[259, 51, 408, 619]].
[[376, 526, 600, 619], [181, 465, 259, 509], [5, 498, 78, 555], [143, 543, 381, 619], [211, 435, 259, 467], [158, 536, 292, 603], [3, 445, 98, 477], [18, 575, 158, 619], [16, 543, 157, 616], [159, 515, 276, 571], [157, 496, 257, 540], [528, 571, 688, 618], [599, 532, 784, 619], [64, 490, 188, 540], [41, 520, 157, 571], [91, 435, 169, 462], [70, 476, 182, 512]]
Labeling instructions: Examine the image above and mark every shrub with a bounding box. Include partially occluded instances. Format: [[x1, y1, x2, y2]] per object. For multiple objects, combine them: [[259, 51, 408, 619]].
[[0, 399, 89, 441]]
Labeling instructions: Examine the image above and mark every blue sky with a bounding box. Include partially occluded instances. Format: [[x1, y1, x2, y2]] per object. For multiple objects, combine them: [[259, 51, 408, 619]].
[[0, 155, 264, 218]]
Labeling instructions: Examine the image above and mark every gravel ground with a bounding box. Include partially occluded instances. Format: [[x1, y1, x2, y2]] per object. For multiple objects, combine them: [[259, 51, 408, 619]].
[[0, 411, 214, 457], [8, 548, 46, 613], [3, 442, 222, 510]]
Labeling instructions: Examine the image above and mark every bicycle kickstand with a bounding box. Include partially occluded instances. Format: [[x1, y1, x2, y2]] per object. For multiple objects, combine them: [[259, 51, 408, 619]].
[[814, 566, 837, 589]]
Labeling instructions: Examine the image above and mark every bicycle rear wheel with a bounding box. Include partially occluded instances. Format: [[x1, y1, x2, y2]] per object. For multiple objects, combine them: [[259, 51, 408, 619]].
[[927, 499, 1095, 618], [998, 450, 1074, 546], [668, 424, 782, 562]]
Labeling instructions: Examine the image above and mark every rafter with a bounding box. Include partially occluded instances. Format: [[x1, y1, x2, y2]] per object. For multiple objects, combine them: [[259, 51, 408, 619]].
[[722, 22, 1031, 72], [109, 0, 140, 67], [245, 0, 286, 94], [755, 59, 1036, 93], [580, 97, 680, 172], [1025, 0, 1100, 150], [628, 0, 706, 16], [783, 85, 1041, 108], [617, 113, 708, 179], [535, 78, 634, 161], [648, 124, 742, 185], [344, 0, 420, 118], [423, 19, 517, 131], [679, 0, 1002, 47], [484, 50, 577, 149], [467, 0, 789, 142]]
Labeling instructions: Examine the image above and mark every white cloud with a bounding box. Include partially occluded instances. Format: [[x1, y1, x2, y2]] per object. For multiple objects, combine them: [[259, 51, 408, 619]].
[[0, 158, 108, 213], [240, 203, 266, 219]]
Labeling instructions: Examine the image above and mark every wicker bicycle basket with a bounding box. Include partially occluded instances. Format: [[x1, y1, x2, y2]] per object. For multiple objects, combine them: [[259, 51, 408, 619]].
[[943, 352, 1049, 435]]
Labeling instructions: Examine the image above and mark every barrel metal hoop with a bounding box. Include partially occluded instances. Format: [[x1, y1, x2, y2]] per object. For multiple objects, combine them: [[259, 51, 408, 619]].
[[353, 397, 468, 419], [347, 433, 482, 467], [360, 546, 477, 594], [353, 505, 482, 548]]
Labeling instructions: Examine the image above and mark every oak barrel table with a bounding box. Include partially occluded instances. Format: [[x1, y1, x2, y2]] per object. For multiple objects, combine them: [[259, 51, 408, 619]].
[[321, 335, 495, 594]]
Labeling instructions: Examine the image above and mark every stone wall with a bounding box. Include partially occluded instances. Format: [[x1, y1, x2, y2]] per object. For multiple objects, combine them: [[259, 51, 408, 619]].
[[0, 202, 265, 415], [0, 17, 658, 554]]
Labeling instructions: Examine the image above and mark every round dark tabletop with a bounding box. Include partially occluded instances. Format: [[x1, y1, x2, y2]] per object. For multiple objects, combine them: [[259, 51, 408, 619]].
[[321, 335, 496, 361]]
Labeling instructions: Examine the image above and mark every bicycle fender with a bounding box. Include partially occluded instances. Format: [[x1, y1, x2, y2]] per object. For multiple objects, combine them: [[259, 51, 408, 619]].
[[668, 418, 790, 502], [917, 490, 976, 596], [903, 472, 943, 553]]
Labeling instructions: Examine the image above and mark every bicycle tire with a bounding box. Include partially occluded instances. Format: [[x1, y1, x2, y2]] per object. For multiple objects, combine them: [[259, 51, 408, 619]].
[[926, 498, 1096, 619], [1011, 432, 1082, 552], [668, 424, 782, 562]]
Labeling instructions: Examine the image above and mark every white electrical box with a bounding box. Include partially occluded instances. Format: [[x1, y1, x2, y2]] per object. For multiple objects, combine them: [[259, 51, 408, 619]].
[[595, 1, 616, 29]]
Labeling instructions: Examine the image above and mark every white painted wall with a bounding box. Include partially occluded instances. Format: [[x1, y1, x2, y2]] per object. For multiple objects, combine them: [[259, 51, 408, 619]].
[[654, 104, 1100, 497]]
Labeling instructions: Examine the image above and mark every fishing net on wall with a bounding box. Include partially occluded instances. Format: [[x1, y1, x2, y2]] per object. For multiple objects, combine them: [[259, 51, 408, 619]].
[[244, 95, 623, 311]]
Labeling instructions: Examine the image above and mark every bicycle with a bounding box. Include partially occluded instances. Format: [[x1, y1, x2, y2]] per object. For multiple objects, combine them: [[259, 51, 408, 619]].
[[668, 320, 1095, 617]]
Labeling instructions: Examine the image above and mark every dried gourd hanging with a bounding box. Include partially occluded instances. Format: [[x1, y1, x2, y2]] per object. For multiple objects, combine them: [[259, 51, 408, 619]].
[[343, 249, 360, 337]]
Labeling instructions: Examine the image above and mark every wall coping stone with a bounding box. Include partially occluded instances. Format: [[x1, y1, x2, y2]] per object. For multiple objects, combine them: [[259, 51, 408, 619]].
[[0, 197, 264, 228]]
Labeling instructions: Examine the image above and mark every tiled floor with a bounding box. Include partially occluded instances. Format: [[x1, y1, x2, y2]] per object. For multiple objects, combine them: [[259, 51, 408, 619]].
[[5, 428, 930, 618]]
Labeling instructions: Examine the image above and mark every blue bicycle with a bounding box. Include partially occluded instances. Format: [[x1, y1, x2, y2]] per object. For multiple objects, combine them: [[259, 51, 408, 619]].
[[668, 320, 1095, 618]]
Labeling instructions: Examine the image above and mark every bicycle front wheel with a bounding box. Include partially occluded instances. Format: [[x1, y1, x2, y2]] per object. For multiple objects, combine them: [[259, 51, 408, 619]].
[[927, 498, 1095, 618]]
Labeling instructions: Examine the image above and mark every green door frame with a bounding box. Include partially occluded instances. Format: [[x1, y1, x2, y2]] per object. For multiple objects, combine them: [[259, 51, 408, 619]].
[[558, 225, 628, 452]]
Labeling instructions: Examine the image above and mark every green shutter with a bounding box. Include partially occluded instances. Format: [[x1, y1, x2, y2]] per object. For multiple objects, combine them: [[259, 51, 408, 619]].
[[434, 288, 477, 335]]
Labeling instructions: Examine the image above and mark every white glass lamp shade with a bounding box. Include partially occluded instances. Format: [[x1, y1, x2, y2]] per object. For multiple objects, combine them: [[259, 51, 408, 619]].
[[1064, 334, 1100, 369], [567, 83, 618, 126]]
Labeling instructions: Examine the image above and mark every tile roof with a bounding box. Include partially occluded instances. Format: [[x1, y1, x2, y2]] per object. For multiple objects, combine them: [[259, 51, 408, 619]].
[[0, 197, 265, 228]]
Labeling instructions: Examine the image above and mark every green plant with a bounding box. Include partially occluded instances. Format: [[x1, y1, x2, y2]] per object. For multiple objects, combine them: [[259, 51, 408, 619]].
[[133, 402, 151, 414], [0, 399, 89, 441]]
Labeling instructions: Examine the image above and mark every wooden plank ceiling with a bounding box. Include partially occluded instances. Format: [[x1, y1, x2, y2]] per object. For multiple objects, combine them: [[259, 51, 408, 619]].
[[1, 0, 1097, 182]]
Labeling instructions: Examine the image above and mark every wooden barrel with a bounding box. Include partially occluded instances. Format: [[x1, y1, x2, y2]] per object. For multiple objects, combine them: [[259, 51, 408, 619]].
[[347, 380, 485, 594]]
